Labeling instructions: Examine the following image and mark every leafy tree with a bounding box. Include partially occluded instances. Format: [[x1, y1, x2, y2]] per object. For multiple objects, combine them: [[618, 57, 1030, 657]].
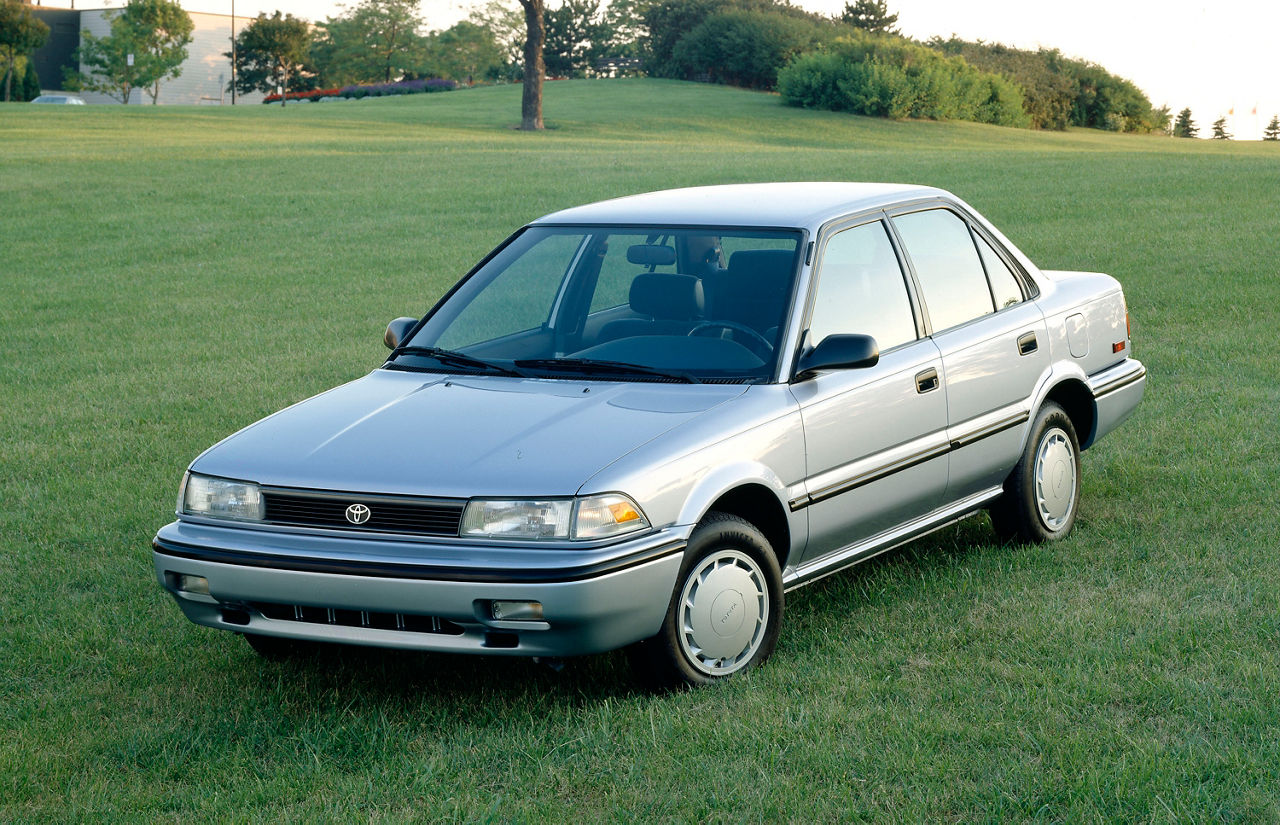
[[544, 0, 613, 77], [1210, 115, 1230, 140], [467, 0, 523, 75], [227, 12, 313, 104], [602, 0, 647, 61], [76, 20, 149, 103], [121, 0, 193, 103], [642, 0, 828, 80], [517, 0, 545, 129], [1, 0, 49, 102], [1172, 107, 1196, 138], [840, 0, 898, 34], [422, 20, 505, 84], [312, 0, 424, 86], [671, 8, 827, 90], [1264, 115, 1280, 141], [73, 0, 192, 104]]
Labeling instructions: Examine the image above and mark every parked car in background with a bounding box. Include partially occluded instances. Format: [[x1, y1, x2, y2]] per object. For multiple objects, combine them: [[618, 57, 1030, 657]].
[[153, 183, 1145, 688], [30, 94, 86, 104]]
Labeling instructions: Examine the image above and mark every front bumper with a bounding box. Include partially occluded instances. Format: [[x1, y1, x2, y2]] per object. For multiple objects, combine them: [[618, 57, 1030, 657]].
[[153, 520, 688, 657]]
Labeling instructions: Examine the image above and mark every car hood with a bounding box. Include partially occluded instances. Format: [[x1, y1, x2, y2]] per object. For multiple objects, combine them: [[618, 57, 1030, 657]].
[[191, 369, 749, 498]]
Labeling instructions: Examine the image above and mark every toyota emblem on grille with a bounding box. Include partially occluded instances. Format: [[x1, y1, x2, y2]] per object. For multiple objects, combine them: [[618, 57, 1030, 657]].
[[345, 503, 371, 525]]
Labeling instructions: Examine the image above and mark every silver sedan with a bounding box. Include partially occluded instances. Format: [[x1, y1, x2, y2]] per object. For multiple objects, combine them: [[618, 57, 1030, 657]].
[[153, 183, 1145, 688]]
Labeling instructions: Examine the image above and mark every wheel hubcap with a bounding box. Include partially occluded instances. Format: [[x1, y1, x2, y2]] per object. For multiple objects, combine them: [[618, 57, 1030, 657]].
[[678, 549, 769, 676], [1034, 427, 1076, 531]]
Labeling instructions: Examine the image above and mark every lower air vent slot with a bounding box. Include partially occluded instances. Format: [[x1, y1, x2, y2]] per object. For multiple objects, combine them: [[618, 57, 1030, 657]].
[[250, 601, 464, 635]]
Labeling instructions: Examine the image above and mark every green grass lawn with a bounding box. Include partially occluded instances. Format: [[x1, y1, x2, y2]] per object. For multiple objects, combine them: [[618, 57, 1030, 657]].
[[3, 78, 1279, 821]]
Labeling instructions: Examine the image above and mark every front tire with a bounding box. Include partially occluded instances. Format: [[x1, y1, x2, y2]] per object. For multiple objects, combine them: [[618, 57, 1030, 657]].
[[989, 401, 1082, 543], [629, 512, 783, 690]]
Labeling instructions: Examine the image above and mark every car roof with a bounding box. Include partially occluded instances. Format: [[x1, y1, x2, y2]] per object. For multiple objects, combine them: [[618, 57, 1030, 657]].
[[531, 182, 948, 230]]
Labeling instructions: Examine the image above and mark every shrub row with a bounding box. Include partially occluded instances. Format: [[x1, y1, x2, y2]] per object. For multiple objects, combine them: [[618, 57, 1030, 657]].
[[263, 78, 456, 103], [639, 0, 1159, 131], [778, 34, 1029, 127]]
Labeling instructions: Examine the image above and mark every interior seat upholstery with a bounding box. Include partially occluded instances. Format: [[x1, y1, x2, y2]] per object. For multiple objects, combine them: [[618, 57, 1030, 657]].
[[598, 272, 706, 343], [703, 249, 796, 335]]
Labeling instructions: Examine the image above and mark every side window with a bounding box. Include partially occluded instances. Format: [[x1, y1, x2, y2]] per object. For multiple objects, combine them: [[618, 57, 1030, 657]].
[[808, 221, 917, 351], [974, 231, 1023, 310], [590, 235, 677, 313], [893, 209, 995, 332]]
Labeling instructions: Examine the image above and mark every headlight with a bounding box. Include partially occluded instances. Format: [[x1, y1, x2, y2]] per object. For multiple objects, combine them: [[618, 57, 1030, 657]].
[[461, 494, 649, 541], [180, 472, 264, 522]]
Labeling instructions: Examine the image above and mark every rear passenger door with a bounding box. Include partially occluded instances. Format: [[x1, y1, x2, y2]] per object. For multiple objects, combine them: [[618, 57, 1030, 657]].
[[791, 217, 949, 565], [889, 206, 1049, 503]]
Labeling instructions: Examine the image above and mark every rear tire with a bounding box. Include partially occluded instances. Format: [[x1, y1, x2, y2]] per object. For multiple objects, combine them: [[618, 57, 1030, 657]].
[[628, 512, 783, 690], [989, 401, 1081, 543]]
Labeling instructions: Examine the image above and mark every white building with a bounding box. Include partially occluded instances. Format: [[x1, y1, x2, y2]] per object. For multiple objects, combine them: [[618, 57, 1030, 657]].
[[32, 5, 265, 105]]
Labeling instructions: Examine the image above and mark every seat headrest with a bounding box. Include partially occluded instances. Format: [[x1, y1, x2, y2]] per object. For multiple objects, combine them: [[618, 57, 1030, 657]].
[[629, 273, 705, 320]]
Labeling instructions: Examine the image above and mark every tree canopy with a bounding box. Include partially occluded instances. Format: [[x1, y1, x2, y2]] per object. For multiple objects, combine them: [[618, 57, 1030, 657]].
[[1210, 115, 1231, 140], [123, 0, 193, 103], [1264, 115, 1280, 142], [1, 0, 50, 102], [312, 0, 424, 86], [227, 12, 314, 103], [71, 0, 192, 104]]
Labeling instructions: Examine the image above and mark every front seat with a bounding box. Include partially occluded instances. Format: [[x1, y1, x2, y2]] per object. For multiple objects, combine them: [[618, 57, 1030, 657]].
[[598, 272, 706, 343]]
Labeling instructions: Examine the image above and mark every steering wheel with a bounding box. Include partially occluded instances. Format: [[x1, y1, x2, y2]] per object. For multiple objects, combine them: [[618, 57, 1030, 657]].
[[688, 321, 774, 360]]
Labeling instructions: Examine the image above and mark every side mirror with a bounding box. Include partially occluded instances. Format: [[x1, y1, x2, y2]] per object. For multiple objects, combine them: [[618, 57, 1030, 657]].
[[794, 334, 879, 380], [384, 316, 418, 350]]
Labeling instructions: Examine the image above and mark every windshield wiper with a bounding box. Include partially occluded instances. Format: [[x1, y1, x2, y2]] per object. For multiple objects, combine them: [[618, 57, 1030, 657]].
[[514, 358, 700, 384], [390, 346, 527, 377]]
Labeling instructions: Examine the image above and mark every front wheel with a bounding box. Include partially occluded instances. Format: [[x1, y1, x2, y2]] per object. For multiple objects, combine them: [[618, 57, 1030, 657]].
[[628, 512, 783, 690], [989, 401, 1082, 543]]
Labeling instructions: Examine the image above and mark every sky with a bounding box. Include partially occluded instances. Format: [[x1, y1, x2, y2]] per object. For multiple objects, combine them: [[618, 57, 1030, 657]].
[[54, 0, 1279, 138]]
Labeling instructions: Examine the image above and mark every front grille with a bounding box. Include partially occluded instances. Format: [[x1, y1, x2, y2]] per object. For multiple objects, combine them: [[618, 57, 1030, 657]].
[[251, 601, 464, 635], [261, 488, 465, 537]]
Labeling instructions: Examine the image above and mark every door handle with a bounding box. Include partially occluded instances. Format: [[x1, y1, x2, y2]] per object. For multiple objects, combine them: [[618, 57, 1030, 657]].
[[915, 368, 939, 394], [1017, 332, 1038, 356]]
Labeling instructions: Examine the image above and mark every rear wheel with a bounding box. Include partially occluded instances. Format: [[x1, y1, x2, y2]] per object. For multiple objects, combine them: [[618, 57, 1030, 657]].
[[629, 512, 782, 689], [990, 401, 1081, 543]]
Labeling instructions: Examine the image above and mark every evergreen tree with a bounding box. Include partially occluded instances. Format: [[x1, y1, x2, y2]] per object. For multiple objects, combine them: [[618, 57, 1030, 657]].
[[1211, 115, 1230, 140], [1172, 107, 1197, 138], [840, 0, 898, 35], [21, 53, 39, 99], [1263, 115, 1279, 141]]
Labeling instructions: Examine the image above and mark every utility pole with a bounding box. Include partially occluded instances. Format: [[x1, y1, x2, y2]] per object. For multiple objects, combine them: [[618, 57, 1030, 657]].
[[230, 0, 236, 104]]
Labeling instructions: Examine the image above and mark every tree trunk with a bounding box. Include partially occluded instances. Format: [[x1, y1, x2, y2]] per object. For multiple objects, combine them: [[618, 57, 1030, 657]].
[[518, 0, 544, 130], [3, 46, 12, 102]]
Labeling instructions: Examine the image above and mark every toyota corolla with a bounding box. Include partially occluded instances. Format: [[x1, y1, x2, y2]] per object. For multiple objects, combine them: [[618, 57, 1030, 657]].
[[153, 183, 1145, 688]]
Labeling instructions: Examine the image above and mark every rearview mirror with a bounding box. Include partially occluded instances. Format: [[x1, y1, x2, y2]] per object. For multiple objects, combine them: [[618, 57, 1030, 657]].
[[794, 334, 879, 380], [384, 316, 418, 350]]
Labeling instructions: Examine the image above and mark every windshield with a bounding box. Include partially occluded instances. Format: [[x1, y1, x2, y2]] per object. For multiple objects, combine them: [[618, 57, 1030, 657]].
[[392, 225, 804, 383]]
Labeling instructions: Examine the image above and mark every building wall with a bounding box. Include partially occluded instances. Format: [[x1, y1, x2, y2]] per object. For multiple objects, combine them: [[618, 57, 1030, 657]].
[[30, 7, 80, 91], [32, 6, 264, 105]]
